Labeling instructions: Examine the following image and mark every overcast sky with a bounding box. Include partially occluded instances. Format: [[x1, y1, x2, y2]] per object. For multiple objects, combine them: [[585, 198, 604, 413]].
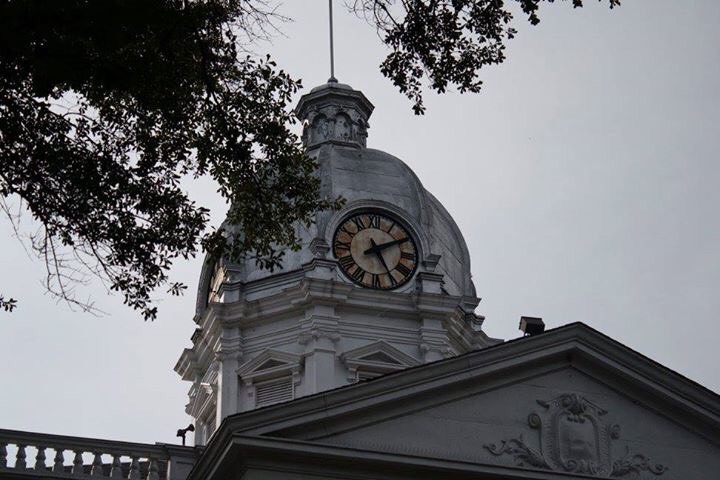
[[1, 0, 719, 446]]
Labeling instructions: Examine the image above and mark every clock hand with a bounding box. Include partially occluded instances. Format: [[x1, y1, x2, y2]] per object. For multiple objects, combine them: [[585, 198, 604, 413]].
[[363, 237, 409, 255], [370, 238, 393, 275]]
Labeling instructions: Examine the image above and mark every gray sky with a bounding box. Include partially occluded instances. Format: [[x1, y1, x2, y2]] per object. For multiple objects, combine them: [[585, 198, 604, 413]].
[[1, 0, 719, 445]]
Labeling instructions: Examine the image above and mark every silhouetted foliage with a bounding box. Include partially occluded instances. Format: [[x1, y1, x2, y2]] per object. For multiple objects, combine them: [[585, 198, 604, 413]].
[[354, 0, 619, 113], [0, 296, 17, 312], [0, 0, 617, 319]]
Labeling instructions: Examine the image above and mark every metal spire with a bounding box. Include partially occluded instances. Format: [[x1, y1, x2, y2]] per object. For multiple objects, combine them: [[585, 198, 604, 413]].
[[328, 0, 337, 83]]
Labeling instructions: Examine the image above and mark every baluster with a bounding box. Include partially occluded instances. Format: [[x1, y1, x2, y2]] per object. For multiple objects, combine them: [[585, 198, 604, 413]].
[[146, 458, 159, 480], [91, 452, 104, 477], [53, 448, 65, 473], [72, 451, 85, 476], [15, 445, 27, 470], [110, 455, 123, 478], [0, 442, 7, 468], [128, 457, 141, 480], [34, 446, 47, 471]]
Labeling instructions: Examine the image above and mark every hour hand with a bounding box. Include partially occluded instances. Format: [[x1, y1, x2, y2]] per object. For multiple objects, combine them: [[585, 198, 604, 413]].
[[369, 238, 392, 274], [363, 237, 409, 255]]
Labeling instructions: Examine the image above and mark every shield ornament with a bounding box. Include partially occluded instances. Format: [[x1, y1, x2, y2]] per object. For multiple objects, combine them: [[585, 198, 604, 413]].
[[485, 392, 668, 478], [534, 393, 613, 476]]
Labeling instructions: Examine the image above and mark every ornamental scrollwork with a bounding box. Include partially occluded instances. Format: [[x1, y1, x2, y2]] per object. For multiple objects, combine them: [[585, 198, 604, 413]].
[[612, 447, 669, 477], [484, 435, 549, 469], [302, 105, 369, 148], [483, 393, 668, 478]]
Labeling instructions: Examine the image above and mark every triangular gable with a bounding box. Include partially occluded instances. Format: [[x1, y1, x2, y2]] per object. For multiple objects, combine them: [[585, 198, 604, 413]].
[[358, 351, 401, 364], [315, 369, 706, 477], [191, 323, 720, 480], [236, 349, 303, 382], [339, 341, 420, 381], [256, 359, 288, 371]]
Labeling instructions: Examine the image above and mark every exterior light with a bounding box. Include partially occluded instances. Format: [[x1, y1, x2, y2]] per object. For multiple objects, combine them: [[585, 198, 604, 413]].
[[519, 316, 545, 336]]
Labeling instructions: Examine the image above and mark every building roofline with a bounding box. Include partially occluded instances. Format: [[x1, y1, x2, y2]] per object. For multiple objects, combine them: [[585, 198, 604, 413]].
[[187, 321, 720, 480]]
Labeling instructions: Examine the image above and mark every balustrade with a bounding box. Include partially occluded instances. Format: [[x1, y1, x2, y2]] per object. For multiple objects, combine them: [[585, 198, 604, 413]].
[[0, 429, 197, 480]]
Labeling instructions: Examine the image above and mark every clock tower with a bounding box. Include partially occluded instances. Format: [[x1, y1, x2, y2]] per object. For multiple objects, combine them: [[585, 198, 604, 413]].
[[175, 79, 499, 445]]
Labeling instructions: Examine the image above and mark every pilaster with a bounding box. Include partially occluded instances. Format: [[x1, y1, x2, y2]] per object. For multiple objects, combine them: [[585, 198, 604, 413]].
[[299, 305, 341, 395], [419, 316, 453, 362], [216, 325, 242, 423], [416, 272, 445, 294]]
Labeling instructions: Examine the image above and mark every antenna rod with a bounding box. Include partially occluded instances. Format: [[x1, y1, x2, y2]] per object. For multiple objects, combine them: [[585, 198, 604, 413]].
[[328, 0, 337, 82]]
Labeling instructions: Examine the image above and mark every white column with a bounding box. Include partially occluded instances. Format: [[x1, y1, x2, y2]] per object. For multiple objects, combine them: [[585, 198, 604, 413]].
[[216, 325, 242, 423], [299, 304, 340, 395], [419, 316, 451, 362]]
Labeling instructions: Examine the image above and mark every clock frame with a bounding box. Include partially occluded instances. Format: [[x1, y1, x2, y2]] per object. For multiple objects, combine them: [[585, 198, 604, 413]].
[[332, 211, 418, 290]]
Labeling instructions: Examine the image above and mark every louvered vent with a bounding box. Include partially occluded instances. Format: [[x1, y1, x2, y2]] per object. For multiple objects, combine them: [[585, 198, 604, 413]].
[[255, 377, 293, 407]]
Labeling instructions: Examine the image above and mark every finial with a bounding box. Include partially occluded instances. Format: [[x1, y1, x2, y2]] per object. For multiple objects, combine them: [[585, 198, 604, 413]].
[[328, 0, 337, 83]]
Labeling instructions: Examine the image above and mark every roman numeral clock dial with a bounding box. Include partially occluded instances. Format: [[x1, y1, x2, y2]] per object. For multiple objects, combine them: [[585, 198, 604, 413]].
[[332, 212, 418, 290]]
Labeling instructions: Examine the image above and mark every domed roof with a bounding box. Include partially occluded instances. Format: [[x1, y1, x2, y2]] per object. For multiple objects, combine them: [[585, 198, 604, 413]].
[[309, 80, 354, 93], [195, 82, 476, 314], [311, 143, 476, 299]]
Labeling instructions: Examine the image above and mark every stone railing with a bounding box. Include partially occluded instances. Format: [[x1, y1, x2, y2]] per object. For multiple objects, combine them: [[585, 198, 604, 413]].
[[0, 429, 198, 480]]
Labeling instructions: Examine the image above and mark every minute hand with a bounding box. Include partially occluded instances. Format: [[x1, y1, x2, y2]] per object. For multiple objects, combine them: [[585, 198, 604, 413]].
[[363, 237, 409, 255]]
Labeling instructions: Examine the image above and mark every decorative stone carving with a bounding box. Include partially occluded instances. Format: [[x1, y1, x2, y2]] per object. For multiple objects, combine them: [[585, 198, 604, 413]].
[[422, 253, 441, 272], [309, 237, 330, 258], [295, 81, 374, 150], [298, 308, 341, 346], [484, 393, 668, 478], [298, 327, 341, 345], [419, 342, 453, 359], [302, 106, 369, 148]]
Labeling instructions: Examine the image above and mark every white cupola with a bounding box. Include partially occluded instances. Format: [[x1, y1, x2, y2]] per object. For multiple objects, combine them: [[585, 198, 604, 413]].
[[295, 79, 374, 150], [175, 81, 499, 446]]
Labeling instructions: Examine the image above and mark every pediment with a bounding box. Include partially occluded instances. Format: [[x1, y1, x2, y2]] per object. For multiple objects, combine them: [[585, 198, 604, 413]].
[[311, 367, 720, 478], [359, 351, 400, 364], [237, 349, 302, 381], [256, 359, 287, 371], [340, 340, 420, 370], [213, 323, 720, 480]]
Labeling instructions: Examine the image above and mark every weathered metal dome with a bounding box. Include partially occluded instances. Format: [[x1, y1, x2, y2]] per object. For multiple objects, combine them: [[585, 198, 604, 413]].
[[195, 82, 477, 314]]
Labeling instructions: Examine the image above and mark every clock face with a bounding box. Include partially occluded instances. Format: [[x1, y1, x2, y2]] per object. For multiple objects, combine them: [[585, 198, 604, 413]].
[[332, 212, 418, 290]]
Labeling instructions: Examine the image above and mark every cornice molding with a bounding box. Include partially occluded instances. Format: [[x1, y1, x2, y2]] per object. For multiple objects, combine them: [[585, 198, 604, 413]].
[[192, 432, 633, 480], [196, 277, 475, 327], [212, 323, 720, 441]]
